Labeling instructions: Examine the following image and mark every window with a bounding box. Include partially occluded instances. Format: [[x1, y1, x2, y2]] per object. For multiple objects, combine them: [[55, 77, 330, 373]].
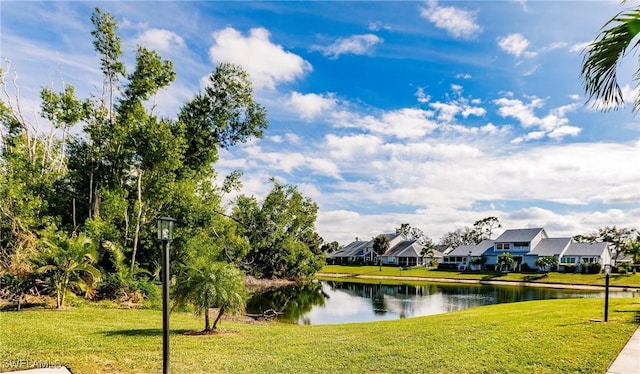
[[496, 243, 510, 250], [561, 257, 576, 264]]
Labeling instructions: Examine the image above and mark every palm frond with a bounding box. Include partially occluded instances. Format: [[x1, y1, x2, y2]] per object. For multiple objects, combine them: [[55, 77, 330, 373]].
[[581, 7, 640, 112]]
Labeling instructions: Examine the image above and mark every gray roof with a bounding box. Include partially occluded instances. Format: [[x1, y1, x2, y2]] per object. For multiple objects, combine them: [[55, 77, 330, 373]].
[[564, 242, 609, 257], [329, 240, 370, 258], [447, 240, 494, 256], [530, 238, 571, 256], [382, 240, 420, 258], [494, 228, 545, 243]]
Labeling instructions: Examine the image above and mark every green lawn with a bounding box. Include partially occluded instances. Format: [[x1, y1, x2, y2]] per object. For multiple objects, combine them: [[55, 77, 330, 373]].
[[320, 265, 640, 288], [1, 298, 639, 373]]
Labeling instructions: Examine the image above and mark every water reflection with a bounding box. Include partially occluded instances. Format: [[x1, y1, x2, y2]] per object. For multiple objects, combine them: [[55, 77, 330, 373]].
[[246, 280, 636, 325]]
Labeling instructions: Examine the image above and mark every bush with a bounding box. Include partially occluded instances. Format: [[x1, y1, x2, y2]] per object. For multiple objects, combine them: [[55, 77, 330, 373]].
[[563, 264, 577, 273], [588, 262, 602, 274], [437, 263, 459, 270], [616, 262, 632, 274]]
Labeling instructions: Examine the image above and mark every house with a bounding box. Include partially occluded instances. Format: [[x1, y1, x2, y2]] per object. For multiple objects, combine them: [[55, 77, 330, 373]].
[[328, 232, 444, 267], [560, 242, 611, 272], [441, 240, 494, 270], [326, 240, 371, 265], [443, 228, 612, 272]]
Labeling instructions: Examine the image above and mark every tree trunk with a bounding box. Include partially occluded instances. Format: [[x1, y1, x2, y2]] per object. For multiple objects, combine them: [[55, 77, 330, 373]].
[[130, 169, 143, 272], [212, 305, 226, 330], [204, 308, 211, 332]]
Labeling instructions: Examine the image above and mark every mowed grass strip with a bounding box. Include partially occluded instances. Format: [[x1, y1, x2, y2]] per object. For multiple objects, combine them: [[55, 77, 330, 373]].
[[320, 265, 640, 288], [1, 298, 639, 373]]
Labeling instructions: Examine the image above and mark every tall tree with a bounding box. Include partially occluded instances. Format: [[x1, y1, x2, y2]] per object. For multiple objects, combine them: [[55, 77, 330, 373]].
[[581, 3, 640, 112], [232, 179, 324, 279], [372, 234, 390, 271], [473, 217, 501, 241]]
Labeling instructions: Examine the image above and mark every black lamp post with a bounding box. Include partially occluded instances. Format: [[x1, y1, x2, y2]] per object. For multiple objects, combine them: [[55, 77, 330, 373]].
[[157, 216, 175, 374], [604, 262, 611, 322]]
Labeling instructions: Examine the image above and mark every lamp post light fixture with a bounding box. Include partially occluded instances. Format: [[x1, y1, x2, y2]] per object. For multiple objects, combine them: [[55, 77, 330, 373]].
[[156, 216, 175, 374], [604, 261, 611, 322]]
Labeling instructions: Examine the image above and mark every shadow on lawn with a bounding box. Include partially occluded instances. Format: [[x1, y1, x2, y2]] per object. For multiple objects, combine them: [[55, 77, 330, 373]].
[[481, 272, 507, 281], [103, 328, 191, 337]]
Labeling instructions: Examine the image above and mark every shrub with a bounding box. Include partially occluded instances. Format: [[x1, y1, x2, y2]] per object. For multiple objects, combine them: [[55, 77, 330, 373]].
[[616, 262, 632, 274], [588, 262, 602, 274], [563, 264, 577, 273]]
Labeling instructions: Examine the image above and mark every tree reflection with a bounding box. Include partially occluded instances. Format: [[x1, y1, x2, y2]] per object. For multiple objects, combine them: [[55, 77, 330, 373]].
[[245, 282, 326, 323], [372, 283, 387, 315]]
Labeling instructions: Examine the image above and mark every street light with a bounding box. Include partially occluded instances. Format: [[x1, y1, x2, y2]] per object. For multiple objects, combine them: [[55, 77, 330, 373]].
[[604, 261, 611, 322], [157, 216, 175, 374]]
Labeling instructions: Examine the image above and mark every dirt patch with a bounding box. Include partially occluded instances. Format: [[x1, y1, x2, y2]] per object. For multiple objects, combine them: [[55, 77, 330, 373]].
[[183, 329, 238, 336]]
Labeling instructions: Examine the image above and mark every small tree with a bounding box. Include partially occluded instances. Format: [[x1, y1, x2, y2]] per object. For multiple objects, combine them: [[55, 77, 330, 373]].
[[33, 232, 100, 308], [372, 235, 390, 271], [624, 238, 640, 274], [534, 256, 558, 273], [173, 259, 246, 332], [420, 244, 436, 268], [497, 253, 516, 273]]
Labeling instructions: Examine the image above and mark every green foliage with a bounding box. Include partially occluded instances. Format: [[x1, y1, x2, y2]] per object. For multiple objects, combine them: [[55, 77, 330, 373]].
[[535, 256, 559, 272], [32, 232, 100, 308], [581, 4, 640, 112], [497, 252, 516, 272], [177, 62, 268, 175], [233, 180, 324, 279], [173, 258, 246, 331], [372, 234, 390, 271]]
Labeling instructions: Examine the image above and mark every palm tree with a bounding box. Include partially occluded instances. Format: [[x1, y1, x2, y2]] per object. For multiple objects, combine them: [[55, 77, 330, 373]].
[[581, 3, 640, 112], [372, 235, 390, 271], [173, 259, 246, 332], [420, 245, 435, 268], [34, 232, 100, 308]]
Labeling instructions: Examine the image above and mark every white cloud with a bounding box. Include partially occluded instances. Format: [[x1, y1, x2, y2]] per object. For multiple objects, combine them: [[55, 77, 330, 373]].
[[420, 0, 482, 39], [494, 96, 581, 142], [369, 21, 391, 31], [570, 42, 590, 53], [318, 34, 383, 59], [286, 92, 337, 121], [136, 28, 185, 52], [209, 27, 312, 90], [326, 133, 382, 160], [455, 73, 472, 79], [415, 87, 431, 103], [497, 33, 536, 58]]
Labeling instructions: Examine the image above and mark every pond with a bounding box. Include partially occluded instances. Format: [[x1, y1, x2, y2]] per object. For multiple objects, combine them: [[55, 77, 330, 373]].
[[245, 280, 637, 325]]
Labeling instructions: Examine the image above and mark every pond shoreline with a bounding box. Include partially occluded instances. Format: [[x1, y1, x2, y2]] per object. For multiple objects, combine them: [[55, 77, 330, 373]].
[[316, 272, 640, 292]]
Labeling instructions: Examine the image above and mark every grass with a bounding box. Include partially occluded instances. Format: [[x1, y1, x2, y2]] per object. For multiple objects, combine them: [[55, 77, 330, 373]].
[[320, 265, 640, 288], [1, 298, 639, 373]]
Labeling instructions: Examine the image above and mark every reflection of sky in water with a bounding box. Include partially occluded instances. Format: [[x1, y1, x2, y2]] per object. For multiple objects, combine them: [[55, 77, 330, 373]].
[[297, 281, 637, 325]]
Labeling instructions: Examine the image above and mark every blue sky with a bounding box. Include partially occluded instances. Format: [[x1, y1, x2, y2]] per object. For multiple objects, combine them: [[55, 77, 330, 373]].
[[2, 1, 639, 244]]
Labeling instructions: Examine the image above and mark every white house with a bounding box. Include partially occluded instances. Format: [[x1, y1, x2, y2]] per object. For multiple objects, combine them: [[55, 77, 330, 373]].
[[443, 228, 612, 272]]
